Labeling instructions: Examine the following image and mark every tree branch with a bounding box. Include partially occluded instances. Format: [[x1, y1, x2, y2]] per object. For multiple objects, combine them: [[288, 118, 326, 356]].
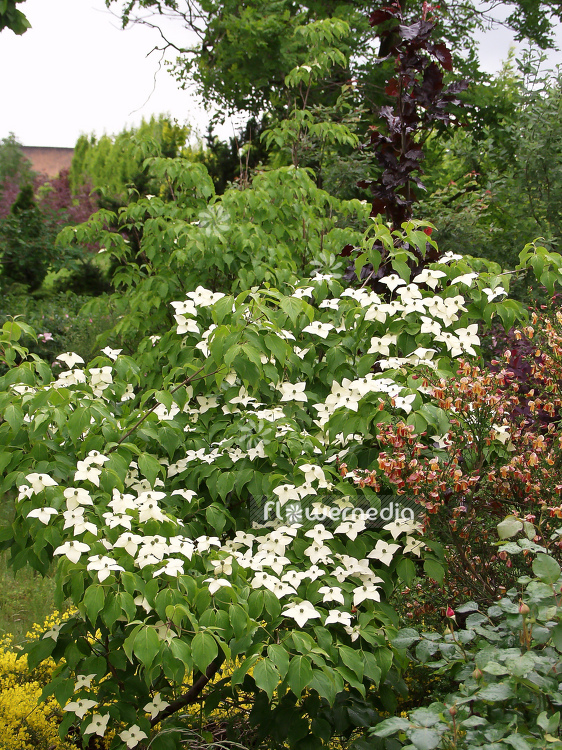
[[108, 363, 225, 453], [150, 653, 226, 727]]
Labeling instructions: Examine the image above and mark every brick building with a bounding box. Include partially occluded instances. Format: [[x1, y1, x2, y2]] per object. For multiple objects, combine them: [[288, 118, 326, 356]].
[[21, 146, 74, 178]]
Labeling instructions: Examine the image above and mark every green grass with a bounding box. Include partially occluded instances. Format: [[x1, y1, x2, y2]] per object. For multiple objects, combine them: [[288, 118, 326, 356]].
[[0, 501, 57, 644], [0, 551, 57, 644]]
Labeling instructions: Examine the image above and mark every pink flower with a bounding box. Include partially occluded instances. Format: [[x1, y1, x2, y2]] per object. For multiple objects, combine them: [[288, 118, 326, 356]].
[[38, 332, 53, 342]]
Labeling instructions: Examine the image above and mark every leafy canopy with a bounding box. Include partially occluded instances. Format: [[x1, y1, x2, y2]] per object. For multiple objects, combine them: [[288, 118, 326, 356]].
[[105, 0, 562, 116], [3, 147, 562, 748], [0, 0, 30, 35]]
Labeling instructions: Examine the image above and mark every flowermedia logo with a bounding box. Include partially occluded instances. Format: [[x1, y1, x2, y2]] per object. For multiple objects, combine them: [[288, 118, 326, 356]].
[[251, 494, 420, 530]]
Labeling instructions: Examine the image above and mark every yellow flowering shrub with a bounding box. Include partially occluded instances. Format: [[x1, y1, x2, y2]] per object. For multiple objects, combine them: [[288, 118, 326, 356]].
[[0, 613, 74, 750]]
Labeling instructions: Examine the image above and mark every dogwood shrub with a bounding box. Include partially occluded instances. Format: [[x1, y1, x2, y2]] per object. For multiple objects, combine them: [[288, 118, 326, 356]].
[[2, 161, 562, 749]]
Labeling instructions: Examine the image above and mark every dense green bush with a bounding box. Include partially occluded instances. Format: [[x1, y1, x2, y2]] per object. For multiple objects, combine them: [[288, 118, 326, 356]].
[[419, 54, 562, 302], [2, 165, 550, 746], [373, 548, 562, 749], [0, 185, 52, 291], [0, 291, 118, 366]]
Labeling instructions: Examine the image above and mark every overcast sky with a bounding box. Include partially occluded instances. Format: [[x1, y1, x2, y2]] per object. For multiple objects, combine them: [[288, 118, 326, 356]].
[[0, 0, 561, 149]]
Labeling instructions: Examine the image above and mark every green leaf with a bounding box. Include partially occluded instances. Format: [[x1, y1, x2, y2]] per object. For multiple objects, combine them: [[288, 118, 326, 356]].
[[263, 589, 281, 619], [391, 257, 410, 281], [309, 668, 337, 704], [265, 333, 289, 363], [539, 270, 561, 296], [191, 631, 218, 673], [102, 592, 122, 628], [338, 645, 364, 680], [550, 623, 562, 652], [478, 682, 515, 701], [216, 471, 234, 501], [133, 626, 161, 668], [362, 652, 382, 685], [392, 628, 419, 649], [537, 711, 560, 734], [118, 592, 137, 621], [138, 452, 163, 486], [25, 636, 56, 672], [287, 654, 313, 696], [67, 406, 91, 443], [231, 652, 260, 685], [397, 557, 416, 586], [169, 638, 193, 677], [497, 516, 523, 540], [228, 604, 248, 640], [280, 296, 304, 325], [248, 590, 264, 620], [253, 658, 280, 700], [267, 644, 290, 678], [532, 554, 561, 584], [423, 558, 444, 585], [505, 652, 536, 678], [83, 585, 105, 626], [483, 661, 509, 676], [291, 631, 316, 654], [409, 727, 441, 750], [4, 403, 23, 432], [504, 734, 532, 750], [371, 717, 411, 738]]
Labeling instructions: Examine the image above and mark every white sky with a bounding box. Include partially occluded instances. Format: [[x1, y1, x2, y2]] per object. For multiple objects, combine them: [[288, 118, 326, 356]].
[[0, 0, 561, 149]]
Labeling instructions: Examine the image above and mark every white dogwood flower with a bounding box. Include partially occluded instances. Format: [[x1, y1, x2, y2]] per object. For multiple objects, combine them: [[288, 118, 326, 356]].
[[143, 693, 170, 720], [119, 724, 148, 748], [379, 274, 406, 292], [318, 586, 345, 605], [273, 484, 301, 506], [27, 507, 58, 524], [367, 539, 401, 566], [87, 555, 125, 582], [186, 286, 225, 307], [171, 299, 198, 316], [450, 272, 478, 287], [74, 461, 101, 486], [84, 713, 110, 737], [205, 578, 232, 595], [56, 352, 84, 368], [334, 519, 366, 540], [75, 673, 96, 690], [278, 381, 308, 402], [482, 286, 507, 301], [353, 585, 381, 606], [63, 698, 97, 719], [413, 268, 446, 289], [325, 610, 353, 626], [368, 334, 397, 356], [25, 473, 58, 494], [282, 600, 321, 627], [153, 558, 184, 576], [302, 321, 335, 338], [101, 346, 122, 360], [54, 540, 90, 564]]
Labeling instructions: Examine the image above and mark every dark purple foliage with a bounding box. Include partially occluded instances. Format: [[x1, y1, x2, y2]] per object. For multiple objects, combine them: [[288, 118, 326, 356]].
[[343, 1, 468, 290], [0, 169, 99, 251], [362, 1, 468, 228], [484, 321, 562, 431]]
